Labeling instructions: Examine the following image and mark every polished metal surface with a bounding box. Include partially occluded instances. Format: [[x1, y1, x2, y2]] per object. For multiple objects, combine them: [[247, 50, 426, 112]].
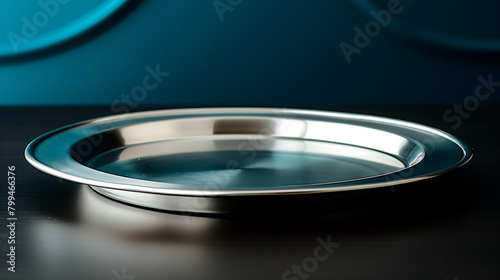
[[25, 108, 472, 214]]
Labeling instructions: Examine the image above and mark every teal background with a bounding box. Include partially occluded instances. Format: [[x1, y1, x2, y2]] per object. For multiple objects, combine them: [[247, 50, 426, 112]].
[[1, 0, 499, 106]]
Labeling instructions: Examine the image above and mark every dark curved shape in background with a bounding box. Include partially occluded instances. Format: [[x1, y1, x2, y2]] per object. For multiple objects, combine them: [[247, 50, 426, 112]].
[[350, 0, 500, 61], [0, 0, 145, 65]]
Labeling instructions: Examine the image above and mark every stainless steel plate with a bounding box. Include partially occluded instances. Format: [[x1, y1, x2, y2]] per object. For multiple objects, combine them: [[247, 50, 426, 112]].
[[25, 108, 472, 214]]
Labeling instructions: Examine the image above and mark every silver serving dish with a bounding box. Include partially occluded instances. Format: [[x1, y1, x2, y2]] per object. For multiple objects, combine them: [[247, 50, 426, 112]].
[[25, 108, 472, 214]]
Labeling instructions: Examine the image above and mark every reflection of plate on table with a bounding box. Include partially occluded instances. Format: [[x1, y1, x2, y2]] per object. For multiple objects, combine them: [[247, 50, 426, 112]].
[[25, 108, 472, 214]]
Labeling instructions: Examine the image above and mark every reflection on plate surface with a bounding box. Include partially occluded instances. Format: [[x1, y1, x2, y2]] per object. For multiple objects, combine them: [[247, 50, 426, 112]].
[[87, 139, 407, 189]]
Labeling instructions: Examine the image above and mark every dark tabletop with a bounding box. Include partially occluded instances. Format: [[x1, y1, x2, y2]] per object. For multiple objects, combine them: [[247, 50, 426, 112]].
[[0, 106, 499, 280]]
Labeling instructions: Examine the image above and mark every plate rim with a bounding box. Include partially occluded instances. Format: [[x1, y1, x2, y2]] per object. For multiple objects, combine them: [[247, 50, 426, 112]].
[[24, 107, 473, 197]]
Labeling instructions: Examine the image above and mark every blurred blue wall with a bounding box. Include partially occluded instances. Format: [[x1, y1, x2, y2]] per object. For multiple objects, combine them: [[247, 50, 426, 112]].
[[1, 0, 499, 106]]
